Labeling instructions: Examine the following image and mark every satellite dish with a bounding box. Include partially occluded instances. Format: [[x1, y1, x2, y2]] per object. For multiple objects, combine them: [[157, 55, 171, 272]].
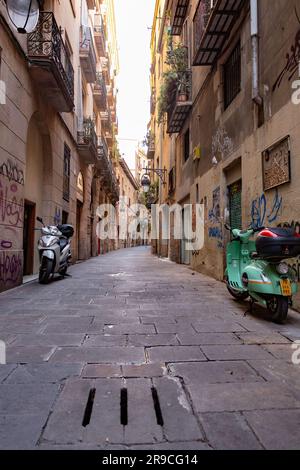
[[6, 0, 40, 34]]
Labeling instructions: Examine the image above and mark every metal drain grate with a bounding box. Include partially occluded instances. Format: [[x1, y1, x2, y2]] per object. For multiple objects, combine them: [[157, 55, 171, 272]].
[[82, 388, 96, 427], [81, 385, 164, 427], [120, 388, 128, 426], [151, 387, 164, 426]]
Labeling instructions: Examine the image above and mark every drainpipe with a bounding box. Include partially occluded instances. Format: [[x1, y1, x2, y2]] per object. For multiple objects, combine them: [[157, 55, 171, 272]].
[[250, 0, 263, 105]]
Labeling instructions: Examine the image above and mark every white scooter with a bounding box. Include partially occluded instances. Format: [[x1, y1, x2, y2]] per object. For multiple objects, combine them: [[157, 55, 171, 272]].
[[36, 217, 74, 284]]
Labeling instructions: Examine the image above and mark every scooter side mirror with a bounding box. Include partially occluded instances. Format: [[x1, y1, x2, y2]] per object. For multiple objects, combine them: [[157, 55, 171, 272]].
[[37, 217, 44, 225], [225, 224, 231, 231]]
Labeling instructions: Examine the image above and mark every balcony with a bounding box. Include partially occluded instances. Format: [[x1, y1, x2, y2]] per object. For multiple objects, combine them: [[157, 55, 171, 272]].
[[80, 26, 97, 83], [147, 132, 155, 159], [93, 72, 107, 111], [193, 0, 245, 66], [106, 85, 114, 106], [100, 56, 110, 83], [150, 88, 156, 115], [27, 12, 74, 112], [94, 13, 106, 57], [171, 0, 189, 36], [96, 137, 120, 203], [77, 118, 98, 164], [167, 70, 192, 134], [100, 108, 112, 134]]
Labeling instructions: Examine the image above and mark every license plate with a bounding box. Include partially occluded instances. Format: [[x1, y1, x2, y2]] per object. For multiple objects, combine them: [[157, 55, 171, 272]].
[[280, 279, 292, 297]]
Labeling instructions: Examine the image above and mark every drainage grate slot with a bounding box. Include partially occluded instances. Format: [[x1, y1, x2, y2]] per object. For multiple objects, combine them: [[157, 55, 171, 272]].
[[151, 387, 164, 426], [82, 388, 96, 427], [120, 388, 128, 426]]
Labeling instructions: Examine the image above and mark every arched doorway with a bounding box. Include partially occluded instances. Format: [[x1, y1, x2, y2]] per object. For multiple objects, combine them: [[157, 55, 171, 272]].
[[24, 113, 53, 275]]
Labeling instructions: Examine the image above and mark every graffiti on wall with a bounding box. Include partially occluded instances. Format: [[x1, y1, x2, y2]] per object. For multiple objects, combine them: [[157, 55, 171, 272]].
[[0, 251, 22, 288], [212, 127, 234, 161], [278, 220, 300, 234], [0, 159, 24, 185], [0, 158, 24, 291], [208, 187, 223, 249], [54, 207, 61, 225], [272, 28, 300, 91], [250, 189, 283, 229]]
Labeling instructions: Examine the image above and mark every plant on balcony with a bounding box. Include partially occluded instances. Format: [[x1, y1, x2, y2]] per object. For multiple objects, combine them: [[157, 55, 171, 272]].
[[157, 38, 189, 124], [143, 129, 155, 149]]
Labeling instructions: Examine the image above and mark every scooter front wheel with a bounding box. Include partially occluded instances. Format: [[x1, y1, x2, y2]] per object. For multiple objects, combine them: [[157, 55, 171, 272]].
[[39, 258, 53, 284], [225, 278, 249, 301], [266, 296, 288, 324]]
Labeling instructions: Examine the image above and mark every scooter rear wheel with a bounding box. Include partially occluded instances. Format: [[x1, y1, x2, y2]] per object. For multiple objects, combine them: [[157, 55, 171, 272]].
[[267, 296, 288, 324]]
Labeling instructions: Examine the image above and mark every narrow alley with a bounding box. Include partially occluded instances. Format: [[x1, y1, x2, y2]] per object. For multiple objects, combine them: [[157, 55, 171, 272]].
[[1, 246, 300, 450]]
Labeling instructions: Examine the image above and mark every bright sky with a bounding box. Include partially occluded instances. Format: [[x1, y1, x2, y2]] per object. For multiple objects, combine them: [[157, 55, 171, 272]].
[[114, 0, 156, 173]]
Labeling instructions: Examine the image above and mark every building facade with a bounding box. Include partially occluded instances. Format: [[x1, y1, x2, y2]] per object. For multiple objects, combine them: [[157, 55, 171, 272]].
[[0, 0, 119, 292], [148, 0, 300, 309]]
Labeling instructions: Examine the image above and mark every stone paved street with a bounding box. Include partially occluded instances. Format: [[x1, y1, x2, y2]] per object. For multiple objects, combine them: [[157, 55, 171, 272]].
[[1, 246, 300, 450]]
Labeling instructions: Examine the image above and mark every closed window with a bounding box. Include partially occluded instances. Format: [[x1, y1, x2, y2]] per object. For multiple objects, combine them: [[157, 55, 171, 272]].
[[224, 41, 241, 109], [183, 129, 190, 162]]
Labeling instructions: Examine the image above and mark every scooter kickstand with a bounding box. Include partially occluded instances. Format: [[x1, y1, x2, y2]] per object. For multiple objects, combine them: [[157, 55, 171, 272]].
[[244, 299, 254, 317]]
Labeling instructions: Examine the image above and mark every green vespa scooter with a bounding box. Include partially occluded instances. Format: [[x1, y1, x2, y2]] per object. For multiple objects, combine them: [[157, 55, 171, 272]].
[[224, 224, 300, 324]]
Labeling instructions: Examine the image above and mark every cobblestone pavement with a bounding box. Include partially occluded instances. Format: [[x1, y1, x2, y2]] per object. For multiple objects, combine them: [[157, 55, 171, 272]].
[[1, 246, 300, 450]]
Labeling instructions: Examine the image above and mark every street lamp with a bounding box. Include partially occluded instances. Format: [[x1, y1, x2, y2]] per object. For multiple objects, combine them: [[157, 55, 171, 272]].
[[141, 174, 151, 194], [142, 166, 167, 188], [5, 0, 40, 34]]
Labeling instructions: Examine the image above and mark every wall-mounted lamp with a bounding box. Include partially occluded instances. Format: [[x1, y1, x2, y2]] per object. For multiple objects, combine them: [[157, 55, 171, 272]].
[[5, 0, 41, 34]]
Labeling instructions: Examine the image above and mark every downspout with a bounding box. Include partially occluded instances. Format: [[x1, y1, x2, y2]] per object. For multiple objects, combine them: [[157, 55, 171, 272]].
[[250, 0, 263, 105]]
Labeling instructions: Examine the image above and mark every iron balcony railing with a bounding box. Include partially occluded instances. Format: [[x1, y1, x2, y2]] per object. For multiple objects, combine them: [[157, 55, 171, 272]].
[[193, 0, 215, 52], [27, 11, 74, 106], [94, 13, 106, 57], [80, 26, 97, 82], [97, 136, 109, 162], [167, 70, 192, 134], [78, 118, 97, 148], [193, 0, 245, 66], [93, 71, 107, 110], [171, 0, 190, 36]]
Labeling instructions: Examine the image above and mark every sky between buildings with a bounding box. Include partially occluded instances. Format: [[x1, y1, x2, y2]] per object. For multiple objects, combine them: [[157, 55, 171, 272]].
[[114, 0, 156, 174]]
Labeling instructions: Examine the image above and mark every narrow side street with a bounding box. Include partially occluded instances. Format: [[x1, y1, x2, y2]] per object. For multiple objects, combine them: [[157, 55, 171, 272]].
[[0, 247, 300, 450]]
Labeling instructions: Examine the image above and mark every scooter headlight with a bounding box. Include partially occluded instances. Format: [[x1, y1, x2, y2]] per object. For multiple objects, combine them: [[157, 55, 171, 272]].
[[276, 262, 289, 275]]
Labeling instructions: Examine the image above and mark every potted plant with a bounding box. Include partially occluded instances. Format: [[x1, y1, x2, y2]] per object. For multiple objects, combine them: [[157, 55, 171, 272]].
[[157, 37, 190, 124]]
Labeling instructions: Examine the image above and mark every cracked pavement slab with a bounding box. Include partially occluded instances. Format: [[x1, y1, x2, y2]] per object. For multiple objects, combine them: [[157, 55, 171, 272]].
[[0, 246, 300, 449]]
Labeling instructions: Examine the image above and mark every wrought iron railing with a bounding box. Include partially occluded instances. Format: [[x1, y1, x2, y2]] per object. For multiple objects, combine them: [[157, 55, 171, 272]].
[[94, 71, 107, 98], [193, 0, 216, 57], [27, 11, 74, 101], [80, 26, 97, 69], [167, 70, 192, 122], [97, 136, 109, 162], [78, 118, 97, 148]]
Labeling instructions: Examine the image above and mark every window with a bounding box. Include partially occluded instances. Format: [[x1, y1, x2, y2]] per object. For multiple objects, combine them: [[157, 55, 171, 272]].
[[223, 41, 241, 109], [183, 129, 190, 162], [62, 211, 69, 224], [196, 184, 199, 203], [63, 144, 71, 202]]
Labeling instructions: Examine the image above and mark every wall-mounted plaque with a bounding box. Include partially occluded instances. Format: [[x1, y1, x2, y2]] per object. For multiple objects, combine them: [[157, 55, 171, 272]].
[[262, 136, 291, 191]]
